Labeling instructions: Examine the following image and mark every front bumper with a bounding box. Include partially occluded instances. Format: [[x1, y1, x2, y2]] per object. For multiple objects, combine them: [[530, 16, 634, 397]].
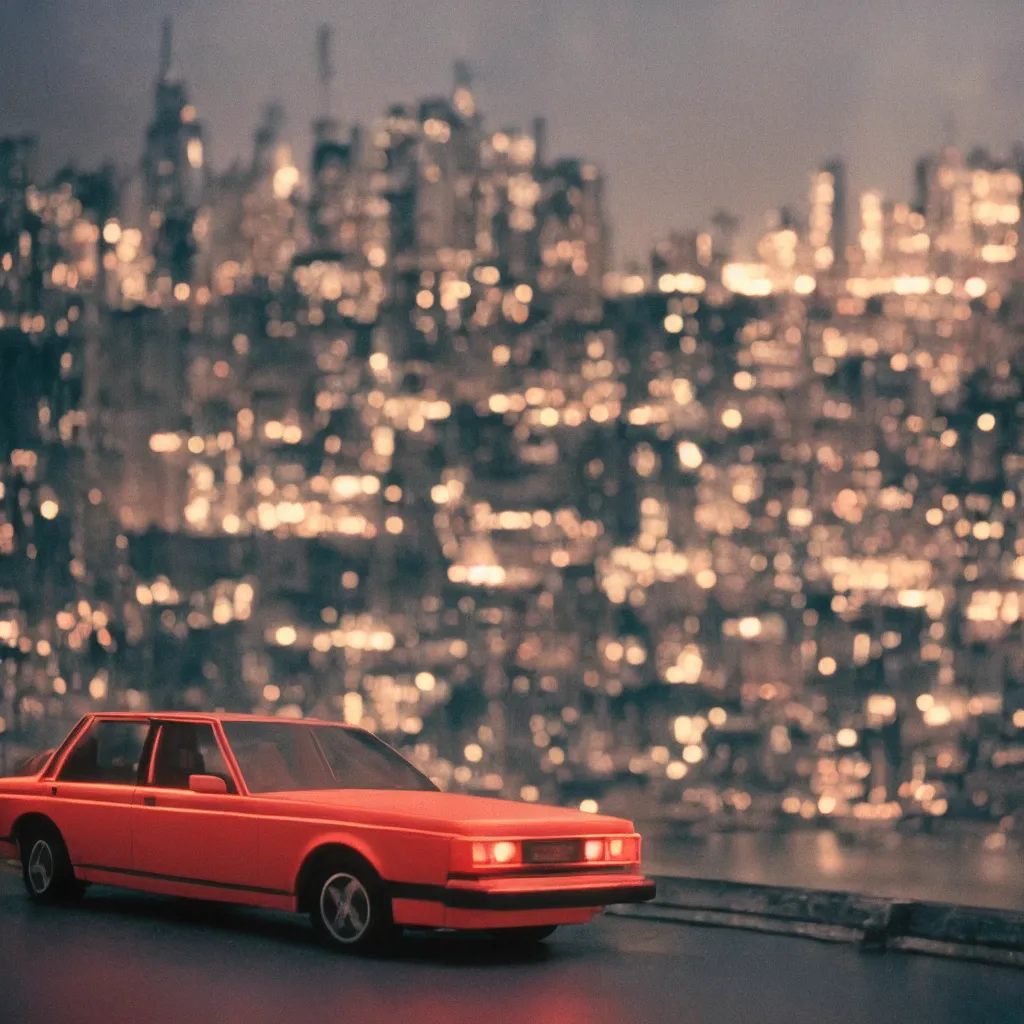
[[389, 871, 656, 929], [442, 872, 657, 911]]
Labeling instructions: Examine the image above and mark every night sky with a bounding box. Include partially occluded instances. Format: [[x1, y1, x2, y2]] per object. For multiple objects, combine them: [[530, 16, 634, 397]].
[[2, 0, 1022, 262]]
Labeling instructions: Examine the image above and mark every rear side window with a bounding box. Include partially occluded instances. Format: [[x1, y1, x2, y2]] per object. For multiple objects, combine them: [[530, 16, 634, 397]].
[[58, 720, 150, 785]]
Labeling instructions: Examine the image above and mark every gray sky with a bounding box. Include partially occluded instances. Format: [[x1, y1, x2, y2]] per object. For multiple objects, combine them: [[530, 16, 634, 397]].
[[2, 0, 1022, 263]]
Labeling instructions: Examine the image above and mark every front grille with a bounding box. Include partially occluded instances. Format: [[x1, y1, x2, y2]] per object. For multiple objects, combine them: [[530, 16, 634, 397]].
[[522, 839, 583, 865]]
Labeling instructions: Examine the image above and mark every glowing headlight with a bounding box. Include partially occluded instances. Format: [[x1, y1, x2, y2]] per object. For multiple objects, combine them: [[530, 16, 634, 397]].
[[492, 841, 518, 864], [471, 840, 522, 866]]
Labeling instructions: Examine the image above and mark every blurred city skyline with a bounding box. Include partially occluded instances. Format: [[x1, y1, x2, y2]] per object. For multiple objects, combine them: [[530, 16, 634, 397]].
[[3, 0, 1024, 262], [1, 4, 1023, 842]]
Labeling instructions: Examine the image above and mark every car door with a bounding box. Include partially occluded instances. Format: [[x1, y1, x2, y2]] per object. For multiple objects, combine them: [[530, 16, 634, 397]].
[[131, 720, 262, 893], [48, 717, 151, 874]]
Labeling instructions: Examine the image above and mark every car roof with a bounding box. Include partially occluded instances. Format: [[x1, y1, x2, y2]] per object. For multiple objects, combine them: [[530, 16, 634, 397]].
[[89, 711, 347, 726]]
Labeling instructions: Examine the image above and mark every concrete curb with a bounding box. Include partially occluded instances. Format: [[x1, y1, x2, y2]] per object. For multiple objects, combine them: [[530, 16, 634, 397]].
[[606, 876, 1024, 969]]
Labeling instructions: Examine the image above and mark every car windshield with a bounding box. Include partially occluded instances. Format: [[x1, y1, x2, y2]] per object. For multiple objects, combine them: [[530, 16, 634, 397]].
[[221, 720, 438, 794]]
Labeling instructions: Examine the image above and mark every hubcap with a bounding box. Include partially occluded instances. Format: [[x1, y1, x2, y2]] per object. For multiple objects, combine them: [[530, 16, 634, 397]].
[[28, 840, 54, 894], [320, 872, 371, 944]]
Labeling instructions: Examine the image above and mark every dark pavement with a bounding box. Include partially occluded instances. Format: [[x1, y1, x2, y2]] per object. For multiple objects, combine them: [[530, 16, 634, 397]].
[[0, 871, 1019, 1024]]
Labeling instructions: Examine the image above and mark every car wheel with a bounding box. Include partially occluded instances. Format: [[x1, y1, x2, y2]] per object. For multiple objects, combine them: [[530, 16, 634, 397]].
[[490, 925, 558, 945], [309, 857, 399, 954], [20, 826, 84, 904]]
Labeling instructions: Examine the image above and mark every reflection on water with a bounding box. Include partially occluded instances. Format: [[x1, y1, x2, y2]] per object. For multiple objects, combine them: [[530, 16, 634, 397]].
[[642, 829, 1024, 910]]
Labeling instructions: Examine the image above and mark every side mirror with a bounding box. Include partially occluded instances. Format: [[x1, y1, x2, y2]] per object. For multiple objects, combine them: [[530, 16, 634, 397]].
[[189, 773, 229, 795]]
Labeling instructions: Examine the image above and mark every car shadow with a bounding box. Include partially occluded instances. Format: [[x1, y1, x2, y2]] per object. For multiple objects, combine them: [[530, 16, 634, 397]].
[[53, 887, 564, 967], [56, 887, 322, 946], [396, 928, 558, 967]]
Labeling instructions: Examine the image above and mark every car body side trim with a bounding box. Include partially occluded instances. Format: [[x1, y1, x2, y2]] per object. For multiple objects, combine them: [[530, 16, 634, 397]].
[[65, 867, 654, 911], [388, 880, 448, 902], [77, 863, 291, 898]]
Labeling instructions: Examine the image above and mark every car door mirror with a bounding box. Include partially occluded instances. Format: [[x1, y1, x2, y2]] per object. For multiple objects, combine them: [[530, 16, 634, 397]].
[[189, 774, 228, 795]]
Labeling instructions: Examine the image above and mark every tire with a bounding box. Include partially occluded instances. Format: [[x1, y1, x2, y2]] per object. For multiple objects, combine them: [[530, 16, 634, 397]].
[[490, 925, 558, 945], [307, 854, 400, 955], [20, 825, 85, 904]]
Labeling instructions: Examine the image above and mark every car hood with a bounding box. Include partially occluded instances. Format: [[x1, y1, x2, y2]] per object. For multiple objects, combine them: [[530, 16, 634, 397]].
[[256, 789, 634, 838]]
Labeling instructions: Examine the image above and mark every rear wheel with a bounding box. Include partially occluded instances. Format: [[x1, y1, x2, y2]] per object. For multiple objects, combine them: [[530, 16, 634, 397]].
[[490, 925, 558, 945], [20, 825, 84, 904], [308, 855, 400, 955]]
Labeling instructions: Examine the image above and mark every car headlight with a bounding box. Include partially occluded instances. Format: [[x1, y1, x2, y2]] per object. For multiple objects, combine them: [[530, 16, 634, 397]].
[[584, 836, 640, 863], [471, 840, 521, 867]]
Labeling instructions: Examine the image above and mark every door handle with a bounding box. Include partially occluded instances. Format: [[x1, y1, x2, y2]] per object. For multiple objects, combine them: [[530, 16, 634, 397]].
[[143, 796, 157, 807]]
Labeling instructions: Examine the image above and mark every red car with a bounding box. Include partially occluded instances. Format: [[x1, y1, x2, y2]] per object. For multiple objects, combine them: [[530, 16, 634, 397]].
[[0, 712, 655, 952]]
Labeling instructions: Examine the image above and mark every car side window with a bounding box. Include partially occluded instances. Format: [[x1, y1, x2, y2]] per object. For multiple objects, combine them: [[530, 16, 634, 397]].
[[149, 723, 237, 793], [58, 721, 149, 785]]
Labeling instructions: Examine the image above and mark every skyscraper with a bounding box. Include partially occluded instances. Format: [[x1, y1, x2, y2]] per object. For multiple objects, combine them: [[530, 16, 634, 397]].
[[911, 146, 1023, 282], [0, 136, 40, 312], [141, 19, 206, 288], [308, 27, 362, 258], [856, 189, 885, 273], [537, 159, 609, 322], [478, 125, 542, 283], [414, 64, 482, 267], [241, 103, 305, 285], [920, 147, 972, 278], [370, 103, 419, 278], [807, 160, 846, 273]]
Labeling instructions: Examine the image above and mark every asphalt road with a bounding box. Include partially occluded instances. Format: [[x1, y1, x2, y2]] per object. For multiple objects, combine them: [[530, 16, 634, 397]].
[[0, 871, 1019, 1024]]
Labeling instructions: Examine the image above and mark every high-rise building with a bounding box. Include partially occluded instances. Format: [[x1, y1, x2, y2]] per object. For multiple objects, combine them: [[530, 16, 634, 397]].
[[964, 148, 1022, 274], [414, 64, 482, 268], [240, 103, 305, 286], [141, 20, 205, 288], [914, 156, 935, 216], [308, 29, 360, 260], [309, 126, 362, 257], [756, 207, 804, 284], [97, 308, 190, 528], [370, 103, 419, 277], [537, 159, 609, 321], [0, 136, 40, 312], [922, 147, 974, 277], [807, 160, 846, 273], [651, 230, 713, 281], [856, 189, 885, 273], [920, 146, 1022, 279], [478, 125, 542, 283], [885, 201, 930, 278]]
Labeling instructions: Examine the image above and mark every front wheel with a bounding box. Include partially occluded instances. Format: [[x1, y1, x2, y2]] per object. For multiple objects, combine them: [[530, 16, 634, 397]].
[[490, 925, 558, 945], [309, 858, 400, 955], [20, 827, 84, 904]]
